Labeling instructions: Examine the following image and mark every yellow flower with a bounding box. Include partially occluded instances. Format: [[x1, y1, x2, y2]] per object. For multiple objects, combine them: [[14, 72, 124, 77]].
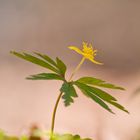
[[68, 42, 103, 65]]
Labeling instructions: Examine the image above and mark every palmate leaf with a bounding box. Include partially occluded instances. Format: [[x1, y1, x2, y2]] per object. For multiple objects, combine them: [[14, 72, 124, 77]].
[[60, 82, 78, 106], [34, 52, 58, 67], [34, 53, 67, 76], [74, 82, 117, 102], [77, 77, 125, 90], [74, 81, 129, 113], [56, 57, 67, 76], [26, 73, 64, 81], [11, 51, 67, 78], [74, 82, 114, 114], [10, 51, 60, 74]]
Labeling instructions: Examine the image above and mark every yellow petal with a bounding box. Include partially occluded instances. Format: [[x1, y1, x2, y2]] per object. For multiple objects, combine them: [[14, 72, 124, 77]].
[[88, 57, 103, 65], [68, 46, 84, 55], [82, 42, 88, 49]]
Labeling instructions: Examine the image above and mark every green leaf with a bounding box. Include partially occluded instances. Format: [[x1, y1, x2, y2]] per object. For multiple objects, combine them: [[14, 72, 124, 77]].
[[56, 57, 67, 76], [26, 73, 64, 81], [60, 82, 78, 106], [10, 51, 59, 74], [74, 82, 114, 114], [75, 82, 117, 101], [74, 82, 129, 113], [77, 77, 125, 90], [20, 136, 28, 140], [52, 133, 92, 140], [106, 100, 129, 113], [0, 131, 5, 140], [34, 52, 58, 67], [6, 136, 19, 140], [33, 53, 67, 77]]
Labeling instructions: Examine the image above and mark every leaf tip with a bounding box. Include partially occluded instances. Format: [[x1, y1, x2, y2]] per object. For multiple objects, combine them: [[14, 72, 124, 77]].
[[118, 87, 126, 90], [25, 77, 32, 80], [109, 109, 115, 114], [125, 110, 130, 114], [10, 50, 16, 55]]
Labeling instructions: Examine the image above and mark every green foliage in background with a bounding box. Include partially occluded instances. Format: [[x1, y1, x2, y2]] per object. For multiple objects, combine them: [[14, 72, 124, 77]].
[[0, 130, 91, 140]]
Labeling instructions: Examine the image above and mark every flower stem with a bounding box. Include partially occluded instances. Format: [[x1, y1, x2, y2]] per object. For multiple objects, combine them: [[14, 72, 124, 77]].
[[50, 57, 86, 139], [50, 91, 63, 139], [68, 57, 86, 82]]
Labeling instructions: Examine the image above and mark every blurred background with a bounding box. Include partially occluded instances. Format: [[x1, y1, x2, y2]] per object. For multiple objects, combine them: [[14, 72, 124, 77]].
[[0, 0, 140, 140]]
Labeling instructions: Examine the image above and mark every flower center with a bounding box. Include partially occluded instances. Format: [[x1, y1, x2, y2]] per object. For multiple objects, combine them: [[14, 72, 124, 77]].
[[82, 42, 96, 56]]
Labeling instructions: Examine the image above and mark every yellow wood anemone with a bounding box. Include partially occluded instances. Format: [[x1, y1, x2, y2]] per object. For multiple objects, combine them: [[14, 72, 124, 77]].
[[68, 42, 103, 65]]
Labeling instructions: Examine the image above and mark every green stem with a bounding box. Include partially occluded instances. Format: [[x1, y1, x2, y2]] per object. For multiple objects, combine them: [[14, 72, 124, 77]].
[[50, 91, 63, 139], [68, 57, 85, 82], [50, 57, 86, 139]]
